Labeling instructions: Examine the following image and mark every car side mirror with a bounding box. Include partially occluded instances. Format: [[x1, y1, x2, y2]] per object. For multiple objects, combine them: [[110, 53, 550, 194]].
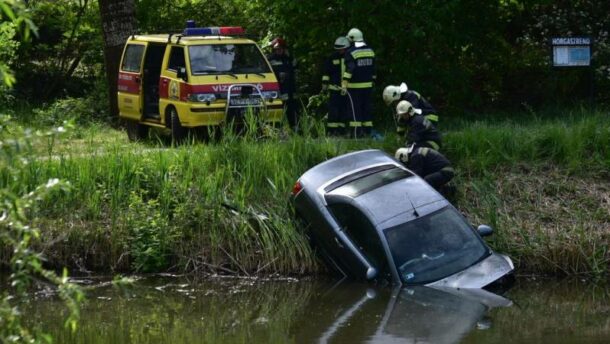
[[477, 225, 494, 237], [177, 67, 188, 81]]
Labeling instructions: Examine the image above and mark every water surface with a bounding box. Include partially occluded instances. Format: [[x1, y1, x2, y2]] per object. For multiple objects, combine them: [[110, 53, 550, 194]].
[[23, 276, 610, 343]]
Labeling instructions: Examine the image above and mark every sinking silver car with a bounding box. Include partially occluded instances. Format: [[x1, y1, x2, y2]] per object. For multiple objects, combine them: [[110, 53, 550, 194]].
[[290, 149, 514, 287]]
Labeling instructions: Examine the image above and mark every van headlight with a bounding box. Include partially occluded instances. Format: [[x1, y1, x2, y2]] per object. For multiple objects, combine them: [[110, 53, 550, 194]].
[[262, 91, 278, 100], [188, 93, 217, 103]]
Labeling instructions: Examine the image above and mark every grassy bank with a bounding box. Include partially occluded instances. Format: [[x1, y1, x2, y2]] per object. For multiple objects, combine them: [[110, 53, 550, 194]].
[[1, 109, 609, 278]]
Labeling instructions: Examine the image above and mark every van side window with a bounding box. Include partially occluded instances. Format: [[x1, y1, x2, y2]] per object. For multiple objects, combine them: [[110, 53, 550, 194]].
[[168, 46, 186, 72], [121, 44, 145, 72], [329, 203, 388, 273]]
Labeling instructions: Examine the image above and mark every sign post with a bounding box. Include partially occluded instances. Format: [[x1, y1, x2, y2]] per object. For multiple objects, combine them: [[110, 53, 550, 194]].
[[551, 37, 594, 106]]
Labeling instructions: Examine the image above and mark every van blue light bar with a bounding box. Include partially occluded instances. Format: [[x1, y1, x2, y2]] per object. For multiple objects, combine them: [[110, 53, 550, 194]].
[[183, 25, 244, 36]]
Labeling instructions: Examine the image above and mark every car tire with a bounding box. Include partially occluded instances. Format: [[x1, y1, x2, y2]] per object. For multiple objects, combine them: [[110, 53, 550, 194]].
[[126, 121, 149, 141], [169, 107, 187, 144]]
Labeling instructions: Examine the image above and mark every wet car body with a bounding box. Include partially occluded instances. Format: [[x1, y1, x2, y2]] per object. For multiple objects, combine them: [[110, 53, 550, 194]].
[[291, 149, 514, 288]]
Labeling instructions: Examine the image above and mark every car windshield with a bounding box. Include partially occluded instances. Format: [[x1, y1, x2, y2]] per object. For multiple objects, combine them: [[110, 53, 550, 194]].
[[188, 44, 271, 75], [384, 207, 488, 284]]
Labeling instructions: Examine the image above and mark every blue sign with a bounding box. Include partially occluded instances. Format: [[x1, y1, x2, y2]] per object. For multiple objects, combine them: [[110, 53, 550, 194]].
[[551, 37, 592, 67]]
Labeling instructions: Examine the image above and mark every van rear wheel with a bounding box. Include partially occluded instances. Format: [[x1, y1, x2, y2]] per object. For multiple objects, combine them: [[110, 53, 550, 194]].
[[126, 121, 149, 141], [169, 107, 187, 144]]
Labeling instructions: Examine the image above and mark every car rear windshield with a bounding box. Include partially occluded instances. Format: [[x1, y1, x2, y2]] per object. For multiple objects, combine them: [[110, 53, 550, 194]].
[[188, 44, 271, 75], [384, 207, 488, 284], [326, 166, 411, 198]]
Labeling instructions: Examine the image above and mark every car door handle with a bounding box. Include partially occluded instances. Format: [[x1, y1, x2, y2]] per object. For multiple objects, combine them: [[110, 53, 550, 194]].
[[334, 237, 344, 249], [134, 76, 141, 84]]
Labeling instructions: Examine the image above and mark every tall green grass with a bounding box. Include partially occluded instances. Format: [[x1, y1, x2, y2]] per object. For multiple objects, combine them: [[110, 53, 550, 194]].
[[2, 109, 609, 277]]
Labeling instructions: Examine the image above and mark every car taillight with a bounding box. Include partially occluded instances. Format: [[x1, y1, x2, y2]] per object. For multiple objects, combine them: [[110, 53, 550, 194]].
[[291, 181, 303, 196]]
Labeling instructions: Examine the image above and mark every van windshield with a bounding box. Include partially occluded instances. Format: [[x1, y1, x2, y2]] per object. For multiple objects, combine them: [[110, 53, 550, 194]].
[[384, 207, 488, 284], [188, 44, 271, 75]]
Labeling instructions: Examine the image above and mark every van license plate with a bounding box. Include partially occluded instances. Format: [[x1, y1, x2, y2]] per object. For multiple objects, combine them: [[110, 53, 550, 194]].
[[229, 98, 261, 106]]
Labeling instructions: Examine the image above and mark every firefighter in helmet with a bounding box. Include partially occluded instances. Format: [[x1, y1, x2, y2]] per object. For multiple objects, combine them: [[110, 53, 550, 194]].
[[267, 37, 298, 129], [395, 145, 455, 192], [342, 28, 376, 138], [395, 100, 442, 151], [383, 82, 438, 137], [322, 36, 351, 136]]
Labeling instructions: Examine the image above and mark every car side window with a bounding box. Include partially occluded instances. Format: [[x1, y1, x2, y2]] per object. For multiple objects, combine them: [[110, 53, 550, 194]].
[[121, 44, 145, 72], [167, 46, 186, 72], [329, 203, 387, 273]]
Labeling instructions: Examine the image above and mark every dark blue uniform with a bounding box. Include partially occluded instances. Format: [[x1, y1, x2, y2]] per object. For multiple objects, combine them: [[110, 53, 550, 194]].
[[322, 52, 348, 135], [396, 90, 438, 136], [343, 43, 376, 137], [407, 147, 454, 190], [267, 52, 298, 128], [402, 114, 442, 150]]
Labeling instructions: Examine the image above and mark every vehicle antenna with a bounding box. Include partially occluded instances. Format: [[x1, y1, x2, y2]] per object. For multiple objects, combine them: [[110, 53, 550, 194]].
[[404, 190, 419, 217]]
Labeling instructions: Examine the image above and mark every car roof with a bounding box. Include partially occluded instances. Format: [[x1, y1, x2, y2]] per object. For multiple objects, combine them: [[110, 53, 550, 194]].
[[300, 149, 446, 226]]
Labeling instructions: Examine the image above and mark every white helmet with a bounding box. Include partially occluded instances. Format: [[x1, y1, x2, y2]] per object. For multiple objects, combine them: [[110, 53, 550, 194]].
[[396, 100, 415, 117], [382, 85, 401, 105], [334, 36, 350, 49], [394, 144, 415, 164], [347, 28, 364, 42]]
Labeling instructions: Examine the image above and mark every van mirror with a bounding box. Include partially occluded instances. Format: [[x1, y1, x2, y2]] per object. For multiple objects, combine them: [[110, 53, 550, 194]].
[[477, 225, 494, 237], [177, 67, 187, 81]]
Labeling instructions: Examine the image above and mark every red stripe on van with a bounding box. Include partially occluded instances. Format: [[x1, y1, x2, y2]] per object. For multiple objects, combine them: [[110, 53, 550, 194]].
[[189, 82, 280, 94], [117, 72, 140, 94]]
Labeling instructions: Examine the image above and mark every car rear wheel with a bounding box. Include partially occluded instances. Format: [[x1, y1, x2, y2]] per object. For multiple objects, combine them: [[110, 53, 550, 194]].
[[169, 107, 187, 144], [126, 121, 149, 141]]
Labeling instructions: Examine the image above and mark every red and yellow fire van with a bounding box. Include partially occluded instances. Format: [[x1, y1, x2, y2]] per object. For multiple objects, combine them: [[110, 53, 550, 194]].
[[118, 23, 283, 141]]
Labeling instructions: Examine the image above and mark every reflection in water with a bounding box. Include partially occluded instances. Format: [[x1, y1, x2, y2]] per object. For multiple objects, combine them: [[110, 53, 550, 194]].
[[20, 276, 610, 344], [293, 283, 511, 344]]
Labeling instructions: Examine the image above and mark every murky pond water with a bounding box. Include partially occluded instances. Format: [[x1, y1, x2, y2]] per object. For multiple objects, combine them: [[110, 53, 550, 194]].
[[19, 275, 610, 343]]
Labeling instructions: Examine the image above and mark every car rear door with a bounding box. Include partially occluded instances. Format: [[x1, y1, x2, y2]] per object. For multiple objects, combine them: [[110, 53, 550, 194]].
[[118, 42, 147, 120]]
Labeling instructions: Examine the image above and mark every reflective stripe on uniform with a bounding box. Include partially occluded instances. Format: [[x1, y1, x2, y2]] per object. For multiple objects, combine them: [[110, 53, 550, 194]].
[[322, 75, 330, 81], [427, 141, 440, 150], [348, 121, 363, 127], [332, 59, 340, 65], [362, 121, 373, 127], [343, 72, 352, 79], [396, 127, 406, 133], [270, 60, 283, 66], [425, 114, 439, 122], [347, 81, 373, 88], [351, 50, 375, 59], [441, 166, 455, 173], [420, 148, 430, 156], [327, 122, 345, 128], [328, 84, 342, 91]]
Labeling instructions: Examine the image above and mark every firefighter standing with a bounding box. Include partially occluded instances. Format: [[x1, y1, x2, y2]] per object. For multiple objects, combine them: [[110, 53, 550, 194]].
[[395, 145, 455, 191], [395, 100, 442, 150], [322, 37, 351, 136], [383, 83, 438, 137], [267, 37, 298, 129], [342, 28, 376, 138]]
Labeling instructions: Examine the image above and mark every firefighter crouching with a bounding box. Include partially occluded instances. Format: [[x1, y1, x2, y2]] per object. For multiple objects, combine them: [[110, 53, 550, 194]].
[[395, 145, 455, 193], [395, 100, 442, 151], [342, 28, 376, 138], [266, 37, 298, 129], [322, 37, 351, 136], [383, 82, 438, 137]]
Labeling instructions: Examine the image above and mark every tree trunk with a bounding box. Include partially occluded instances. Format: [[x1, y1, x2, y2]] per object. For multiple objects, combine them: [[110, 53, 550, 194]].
[[98, 0, 137, 119]]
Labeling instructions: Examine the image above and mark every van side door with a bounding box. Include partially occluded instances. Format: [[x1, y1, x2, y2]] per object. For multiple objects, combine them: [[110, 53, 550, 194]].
[[118, 42, 147, 120], [159, 45, 188, 124]]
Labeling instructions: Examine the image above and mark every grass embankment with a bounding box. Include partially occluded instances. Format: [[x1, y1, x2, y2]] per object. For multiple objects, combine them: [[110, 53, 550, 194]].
[[2, 109, 609, 278]]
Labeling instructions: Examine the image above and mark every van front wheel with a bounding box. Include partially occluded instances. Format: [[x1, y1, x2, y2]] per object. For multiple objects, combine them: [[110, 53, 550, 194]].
[[126, 121, 149, 141], [169, 108, 187, 144]]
